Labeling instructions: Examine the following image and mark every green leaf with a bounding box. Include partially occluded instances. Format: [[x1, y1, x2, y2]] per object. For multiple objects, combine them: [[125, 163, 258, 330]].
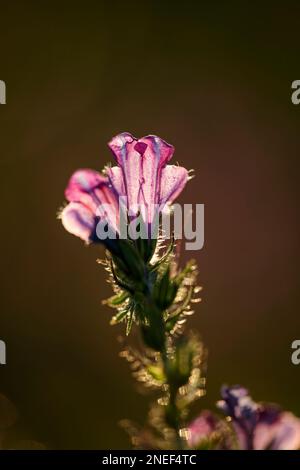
[[104, 290, 129, 307], [110, 308, 129, 325], [126, 311, 134, 336]]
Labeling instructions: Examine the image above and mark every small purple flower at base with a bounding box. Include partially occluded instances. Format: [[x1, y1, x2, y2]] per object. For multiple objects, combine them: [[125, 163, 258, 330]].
[[217, 385, 300, 450], [253, 407, 300, 450], [60, 132, 189, 246], [187, 411, 219, 448], [187, 410, 233, 450], [217, 385, 259, 449]]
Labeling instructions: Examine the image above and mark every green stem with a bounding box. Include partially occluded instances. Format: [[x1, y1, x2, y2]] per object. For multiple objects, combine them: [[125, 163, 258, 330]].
[[137, 257, 186, 448], [161, 347, 184, 450]]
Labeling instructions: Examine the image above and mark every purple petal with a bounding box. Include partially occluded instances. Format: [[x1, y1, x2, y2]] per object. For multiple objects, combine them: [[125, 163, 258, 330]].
[[60, 202, 95, 243], [137, 136, 174, 222], [159, 165, 188, 206], [254, 410, 300, 450], [108, 132, 136, 166], [218, 386, 300, 450], [107, 166, 126, 197], [65, 169, 108, 211], [65, 168, 120, 234], [93, 183, 120, 234], [218, 385, 255, 419], [188, 411, 218, 447], [217, 385, 259, 449], [108, 133, 142, 214], [139, 135, 174, 166]]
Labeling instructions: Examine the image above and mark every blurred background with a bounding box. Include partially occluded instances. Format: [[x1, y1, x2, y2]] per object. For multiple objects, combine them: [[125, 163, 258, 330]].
[[0, 0, 299, 449]]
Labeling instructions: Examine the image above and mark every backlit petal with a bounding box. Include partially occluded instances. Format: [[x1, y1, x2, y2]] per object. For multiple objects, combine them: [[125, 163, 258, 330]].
[[61, 202, 95, 243], [107, 166, 126, 197], [254, 410, 300, 450], [188, 411, 219, 448], [137, 136, 174, 222], [65, 169, 108, 211], [108, 132, 142, 212], [159, 165, 188, 205]]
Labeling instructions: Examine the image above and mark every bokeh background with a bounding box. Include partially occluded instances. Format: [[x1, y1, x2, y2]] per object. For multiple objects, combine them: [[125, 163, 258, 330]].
[[0, 0, 299, 449]]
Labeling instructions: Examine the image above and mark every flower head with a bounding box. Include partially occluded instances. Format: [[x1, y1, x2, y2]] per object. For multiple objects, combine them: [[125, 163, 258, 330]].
[[254, 407, 300, 450], [60, 132, 188, 246], [108, 133, 188, 224], [217, 385, 300, 450], [187, 411, 220, 448], [61, 169, 120, 243], [217, 385, 259, 449]]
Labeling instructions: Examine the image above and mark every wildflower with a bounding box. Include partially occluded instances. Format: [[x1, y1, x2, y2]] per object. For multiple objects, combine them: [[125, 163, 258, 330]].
[[217, 385, 258, 449], [60, 132, 188, 246], [61, 169, 119, 243], [187, 411, 220, 448], [108, 132, 188, 227], [253, 407, 300, 450], [217, 385, 300, 450]]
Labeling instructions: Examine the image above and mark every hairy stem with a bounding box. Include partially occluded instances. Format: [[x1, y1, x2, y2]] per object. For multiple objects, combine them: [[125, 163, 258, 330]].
[[161, 347, 184, 449]]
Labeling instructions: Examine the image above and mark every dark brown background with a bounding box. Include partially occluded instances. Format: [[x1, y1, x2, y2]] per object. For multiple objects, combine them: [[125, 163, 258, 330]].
[[0, 0, 299, 448]]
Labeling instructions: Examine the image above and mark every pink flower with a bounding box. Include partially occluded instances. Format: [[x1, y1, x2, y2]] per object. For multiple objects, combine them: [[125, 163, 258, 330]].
[[187, 411, 219, 448], [253, 408, 300, 450], [218, 385, 300, 450], [107, 133, 188, 225], [60, 132, 188, 244], [60, 169, 120, 243]]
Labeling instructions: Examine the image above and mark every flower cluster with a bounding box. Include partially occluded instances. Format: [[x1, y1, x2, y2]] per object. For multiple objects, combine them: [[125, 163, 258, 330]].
[[188, 386, 300, 450], [60, 132, 300, 450], [61, 132, 188, 246]]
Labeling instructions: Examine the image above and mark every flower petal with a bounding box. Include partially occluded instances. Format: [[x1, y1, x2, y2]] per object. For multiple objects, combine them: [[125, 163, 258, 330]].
[[139, 135, 174, 167], [159, 165, 188, 205], [107, 166, 126, 197], [65, 169, 108, 211], [108, 133, 142, 212], [254, 410, 300, 450], [60, 202, 95, 243], [188, 411, 219, 448], [94, 182, 120, 234], [137, 136, 175, 222], [217, 385, 259, 449], [108, 132, 136, 166], [65, 168, 120, 233]]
